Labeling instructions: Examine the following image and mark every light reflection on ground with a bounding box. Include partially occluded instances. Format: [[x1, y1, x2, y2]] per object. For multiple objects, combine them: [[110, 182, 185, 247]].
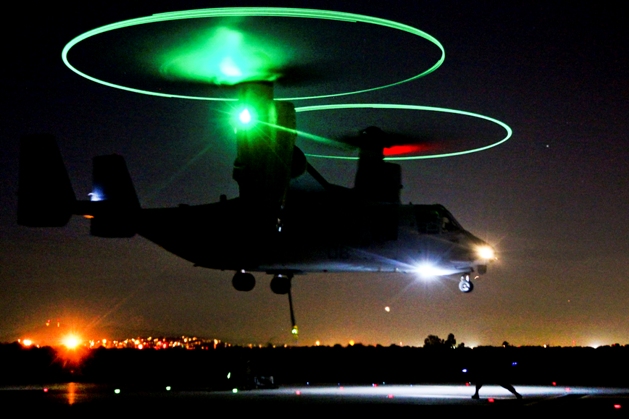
[[232, 384, 629, 400]]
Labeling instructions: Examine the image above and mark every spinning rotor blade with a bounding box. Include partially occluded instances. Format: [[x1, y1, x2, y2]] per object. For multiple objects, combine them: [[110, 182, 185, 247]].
[[157, 59, 336, 89]]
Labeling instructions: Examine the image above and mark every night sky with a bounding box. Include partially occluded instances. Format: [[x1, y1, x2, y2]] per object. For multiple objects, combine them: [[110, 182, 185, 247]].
[[1, 1, 628, 347]]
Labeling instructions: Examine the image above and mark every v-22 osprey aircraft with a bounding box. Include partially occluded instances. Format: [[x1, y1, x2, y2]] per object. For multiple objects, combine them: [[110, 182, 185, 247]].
[[18, 83, 496, 324]]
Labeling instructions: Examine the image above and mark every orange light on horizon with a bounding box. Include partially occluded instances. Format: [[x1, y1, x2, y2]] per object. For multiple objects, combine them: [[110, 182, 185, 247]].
[[62, 334, 82, 349]]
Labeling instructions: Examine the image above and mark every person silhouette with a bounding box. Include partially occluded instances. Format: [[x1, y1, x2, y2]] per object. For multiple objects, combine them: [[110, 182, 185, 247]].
[[470, 349, 522, 400]]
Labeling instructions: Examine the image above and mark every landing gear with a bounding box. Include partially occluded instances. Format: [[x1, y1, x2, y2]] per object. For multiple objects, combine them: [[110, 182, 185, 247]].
[[232, 271, 255, 292], [270, 274, 299, 339], [459, 274, 474, 293], [270, 274, 291, 295]]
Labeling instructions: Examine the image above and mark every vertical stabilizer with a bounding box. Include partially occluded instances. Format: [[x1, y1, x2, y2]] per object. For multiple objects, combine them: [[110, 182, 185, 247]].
[[18, 134, 76, 227], [89, 154, 140, 238]]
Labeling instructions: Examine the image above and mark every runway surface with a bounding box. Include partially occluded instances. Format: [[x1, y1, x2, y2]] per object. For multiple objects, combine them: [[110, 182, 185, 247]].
[[2, 383, 628, 416]]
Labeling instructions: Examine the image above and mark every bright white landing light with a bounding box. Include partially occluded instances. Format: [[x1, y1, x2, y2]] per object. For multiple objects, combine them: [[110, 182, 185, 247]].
[[413, 262, 453, 279], [476, 245, 495, 260]]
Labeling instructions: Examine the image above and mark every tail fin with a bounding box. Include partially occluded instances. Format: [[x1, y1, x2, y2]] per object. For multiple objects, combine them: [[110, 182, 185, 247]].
[[89, 154, 140, 238], [355, 150, 402, 203], [18, 134, 76, 227]]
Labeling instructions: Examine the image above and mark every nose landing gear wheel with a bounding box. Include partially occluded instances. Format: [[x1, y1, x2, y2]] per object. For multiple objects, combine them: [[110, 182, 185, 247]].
[[459, 274, 474, 293]]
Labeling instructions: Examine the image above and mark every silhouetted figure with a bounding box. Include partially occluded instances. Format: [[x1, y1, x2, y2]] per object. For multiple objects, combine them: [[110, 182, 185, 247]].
[[470, 349, 522, 400]]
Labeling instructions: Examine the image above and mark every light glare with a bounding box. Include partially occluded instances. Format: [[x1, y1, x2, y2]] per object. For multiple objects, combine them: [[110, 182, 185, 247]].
[[413, 262, 456, 279], [62, 334, 81, 349], [476, 245, 495, 260], [239, 108, 252, 124]]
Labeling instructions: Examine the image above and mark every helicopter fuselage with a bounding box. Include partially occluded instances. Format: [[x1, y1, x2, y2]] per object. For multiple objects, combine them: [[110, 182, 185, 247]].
[[137, 196, 491, 279]]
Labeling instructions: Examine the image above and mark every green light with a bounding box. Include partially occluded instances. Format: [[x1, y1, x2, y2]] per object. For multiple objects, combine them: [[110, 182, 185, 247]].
[[61, 7, 445, 101], [233, 105, 260, 131], [239, 108, 252, 124], [158, 26, 284, 85], [220, 57, 243, 78], [294, 104, 513, 160]]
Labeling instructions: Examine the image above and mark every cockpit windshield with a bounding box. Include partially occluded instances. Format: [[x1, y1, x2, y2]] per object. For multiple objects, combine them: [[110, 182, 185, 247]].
[[414, 204, 462, 234]]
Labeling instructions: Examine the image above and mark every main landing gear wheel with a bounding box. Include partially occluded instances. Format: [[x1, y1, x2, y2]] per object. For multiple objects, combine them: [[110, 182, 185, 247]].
[[459, 274, 474, 293], [232, 271, 255, 292], [270, 274, 291, 295]]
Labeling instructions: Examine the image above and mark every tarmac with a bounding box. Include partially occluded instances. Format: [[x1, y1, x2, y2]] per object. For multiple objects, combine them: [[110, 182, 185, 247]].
[[2, 383, 628, 416]]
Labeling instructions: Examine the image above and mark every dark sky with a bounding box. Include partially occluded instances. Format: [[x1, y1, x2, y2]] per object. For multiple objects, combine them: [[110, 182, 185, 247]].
[[1, 1, 628, 347]]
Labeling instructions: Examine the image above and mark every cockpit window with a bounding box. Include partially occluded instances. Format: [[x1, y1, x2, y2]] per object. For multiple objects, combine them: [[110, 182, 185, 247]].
[[415, 205, 462, 234]]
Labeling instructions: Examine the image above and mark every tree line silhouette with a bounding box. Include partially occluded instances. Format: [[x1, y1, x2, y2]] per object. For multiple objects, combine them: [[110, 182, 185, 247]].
[[2, 334, 629, 388]]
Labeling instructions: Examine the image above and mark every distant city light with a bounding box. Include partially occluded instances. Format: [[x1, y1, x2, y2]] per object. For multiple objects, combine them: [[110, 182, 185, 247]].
[[384, 306, 390, 312], [349, 340, 355, 346], [22, 339, 33, 347]]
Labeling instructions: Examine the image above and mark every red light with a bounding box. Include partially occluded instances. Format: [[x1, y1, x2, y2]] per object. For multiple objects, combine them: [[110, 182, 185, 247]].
[[488, 398, 495, 403], [552, 382, 557, 386], [295, 391, 301, 396], [387, 394, 394, 399], [383, 144, 432, 156], [614, 404, 622, 409], [43, 388, 49, 393]]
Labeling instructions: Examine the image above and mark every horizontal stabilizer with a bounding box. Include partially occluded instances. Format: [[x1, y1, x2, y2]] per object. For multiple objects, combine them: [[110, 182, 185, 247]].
[[18, 134, 76, 227]]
